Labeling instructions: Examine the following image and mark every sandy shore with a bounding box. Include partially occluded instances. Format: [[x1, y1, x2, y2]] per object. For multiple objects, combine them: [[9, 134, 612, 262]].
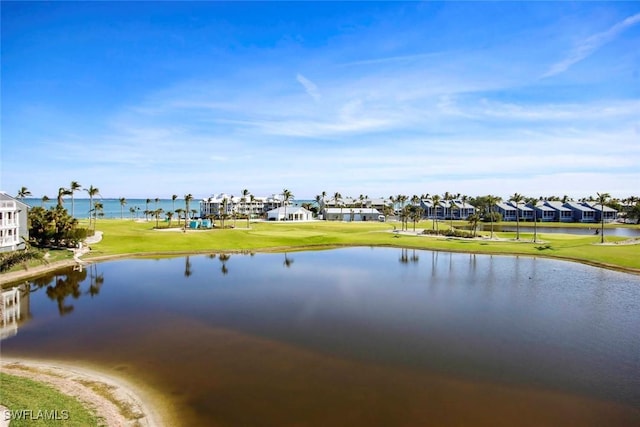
[[0, 358, 172, 427]]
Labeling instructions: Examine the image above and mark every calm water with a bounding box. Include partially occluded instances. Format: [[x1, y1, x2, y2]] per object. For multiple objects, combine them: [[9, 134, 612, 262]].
[[22, 198, 314, 219], [475, 224, 640, 237], [3, 248, 640, 426]]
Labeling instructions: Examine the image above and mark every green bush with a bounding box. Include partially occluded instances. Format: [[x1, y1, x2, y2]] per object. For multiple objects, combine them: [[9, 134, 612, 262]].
[[0, 249, 46, 272]]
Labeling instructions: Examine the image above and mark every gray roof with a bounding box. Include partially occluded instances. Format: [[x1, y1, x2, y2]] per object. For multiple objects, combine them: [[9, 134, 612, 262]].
[[544, 201, 572, 211], [564, 201, 595, 212]]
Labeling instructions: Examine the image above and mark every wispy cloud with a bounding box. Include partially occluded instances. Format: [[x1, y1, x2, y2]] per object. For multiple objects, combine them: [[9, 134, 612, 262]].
[[542, 12, 640, 78], [296, 73, 321, 101]]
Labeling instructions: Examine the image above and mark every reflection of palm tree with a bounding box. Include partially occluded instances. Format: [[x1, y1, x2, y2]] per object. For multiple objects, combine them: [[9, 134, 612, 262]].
[[219, 253, 231, 275], [399, 248, 409, 264], [184, 256, 192, 278], [410, 249, 419, 263], [87, 264, 104, 297], [46, 268, 87, 315], [283, 253, 294, 268]]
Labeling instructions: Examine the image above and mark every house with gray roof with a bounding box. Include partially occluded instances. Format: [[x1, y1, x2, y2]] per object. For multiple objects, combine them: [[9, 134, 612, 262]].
[[585, 202, 617, 223], [564, 201, 596, 223], [542, 201, 574, 222]]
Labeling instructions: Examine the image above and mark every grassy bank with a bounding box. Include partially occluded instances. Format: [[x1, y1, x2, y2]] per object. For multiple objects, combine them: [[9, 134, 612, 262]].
[[0, 372, 100, 427], [75, 219, 640, 273]]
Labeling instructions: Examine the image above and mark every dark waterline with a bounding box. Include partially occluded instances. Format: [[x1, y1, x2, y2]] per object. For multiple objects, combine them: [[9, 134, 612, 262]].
[[3, 248, 639, 426]]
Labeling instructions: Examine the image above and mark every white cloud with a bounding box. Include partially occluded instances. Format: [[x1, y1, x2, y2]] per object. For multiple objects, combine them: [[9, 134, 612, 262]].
[[296, 73, 321, 101], [542, 12, 640, 78]]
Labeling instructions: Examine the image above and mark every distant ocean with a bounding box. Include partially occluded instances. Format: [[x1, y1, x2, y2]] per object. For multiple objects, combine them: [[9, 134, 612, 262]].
[[23, 198, 316, 219]]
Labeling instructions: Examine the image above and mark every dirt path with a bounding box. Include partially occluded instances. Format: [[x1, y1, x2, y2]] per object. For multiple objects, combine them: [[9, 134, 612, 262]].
[[1, 359, 167, 426]]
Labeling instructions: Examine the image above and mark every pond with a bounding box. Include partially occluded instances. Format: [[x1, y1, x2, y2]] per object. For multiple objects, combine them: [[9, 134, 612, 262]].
[[2, 248, 639, 426], [472, 224, 640, 237]]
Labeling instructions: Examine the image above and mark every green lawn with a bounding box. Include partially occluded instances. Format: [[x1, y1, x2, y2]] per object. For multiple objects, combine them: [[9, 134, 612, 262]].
[[81, 219, 640, 272], [0, 372, 101, 427]]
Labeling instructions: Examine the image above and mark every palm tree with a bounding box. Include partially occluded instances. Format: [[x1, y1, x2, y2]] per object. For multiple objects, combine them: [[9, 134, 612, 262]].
[[166, 211, 174, 227], [468, 213, 481, 237], [333, 192, 342, 220], [119, 197, 127, 220], [153, 208, 164, 228], [509, 192, 524, 240], [184, 194, 193, 222], [145, 198, 151, 221], [175, 208, 184, 226], [56, 187, 72, 208], [129, 206, 136, 220], [282, 189, 293, 221], [172, 194, 178, 212], [241, 189, 250, 226], [92, 201, 104, 228], [69, 181, 82, 217], [85, 185, 100, 227], [431, 194, 441, 233], [486, 195, 501, 239], [41, 195, 50, 207], [17, 186, 32, 199], [596, 192, 610, 244]]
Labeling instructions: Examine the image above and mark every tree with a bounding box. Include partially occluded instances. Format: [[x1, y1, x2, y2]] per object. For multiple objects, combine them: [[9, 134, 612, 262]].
[[468, 213, 480, 237], [334, 192, 343, 220], [175, 208, 184, 226], [57, 187, 72, 208], [430, 194, 441, 233], [85, 185, 100, 228], [153, 208, 164, 228], [184, 194, 193, 222], [485, 195, 501, 239], [145, 198, 151, 221], [282, 189, 293, 221], [166, 211, 174, 227], [396, 194, 408, 230], [119, 197, 127, 220], [41, 195, 50, 207], [92, 201, 104, 227], [241, 188, 250, 227], [172, 194, 178, 212], [69, 181, 82, 217], [509, 192, 524, 240], [17, 186, 32, 199], [596, 192, 610, 244], [129, 206, 136, 220]]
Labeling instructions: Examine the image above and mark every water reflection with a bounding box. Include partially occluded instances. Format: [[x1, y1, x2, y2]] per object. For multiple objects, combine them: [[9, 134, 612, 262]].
[[3, 248, 639, 426], [1, 284, 30, 340]]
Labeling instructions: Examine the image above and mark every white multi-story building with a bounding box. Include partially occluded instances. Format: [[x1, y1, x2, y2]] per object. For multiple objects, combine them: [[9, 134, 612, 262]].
[[199, 193, 285, 218], [0, 192, 29, 252]]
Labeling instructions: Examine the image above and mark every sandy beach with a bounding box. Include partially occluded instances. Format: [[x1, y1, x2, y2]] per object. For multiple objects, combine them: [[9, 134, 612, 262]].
[[0, 358, 173, 427]]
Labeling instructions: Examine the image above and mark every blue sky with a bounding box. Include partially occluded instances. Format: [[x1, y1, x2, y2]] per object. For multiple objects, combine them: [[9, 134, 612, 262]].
[[2, 1, 639, 200]]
